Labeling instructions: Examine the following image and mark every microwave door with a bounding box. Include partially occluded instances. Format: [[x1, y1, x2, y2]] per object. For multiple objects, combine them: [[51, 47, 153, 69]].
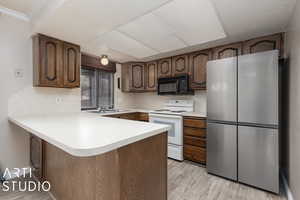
[[158, 80, 178, 95]]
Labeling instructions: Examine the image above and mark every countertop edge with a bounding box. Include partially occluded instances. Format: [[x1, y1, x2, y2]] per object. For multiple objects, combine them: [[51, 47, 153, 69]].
[[90, 109, 207, 118], [8, 116, 170, 157]]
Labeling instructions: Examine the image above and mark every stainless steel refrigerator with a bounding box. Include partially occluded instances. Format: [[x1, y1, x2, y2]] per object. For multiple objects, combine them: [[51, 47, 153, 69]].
[[206, 50, 279, 193]]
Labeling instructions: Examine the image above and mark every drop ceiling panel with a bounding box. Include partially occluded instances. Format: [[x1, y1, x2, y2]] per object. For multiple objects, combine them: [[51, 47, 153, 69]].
[[95, 31, 158, 58], [35, 0, 171, 45], [153, 0, 226, 45], [118, 13, 187, 52], [23, 0, 295, 62], [152, 35, 187, 52]]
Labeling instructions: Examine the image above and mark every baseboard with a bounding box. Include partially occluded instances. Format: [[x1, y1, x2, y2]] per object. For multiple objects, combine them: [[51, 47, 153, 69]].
[[2, 167, 31, 180], [281, 171, 294, 200]]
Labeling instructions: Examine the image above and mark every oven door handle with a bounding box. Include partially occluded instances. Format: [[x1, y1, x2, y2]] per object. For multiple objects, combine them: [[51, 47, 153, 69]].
[[149, 114, 183, 119]]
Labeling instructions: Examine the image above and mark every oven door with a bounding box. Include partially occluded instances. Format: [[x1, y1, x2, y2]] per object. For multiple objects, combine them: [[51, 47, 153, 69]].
[[149, 114, 183, 146]]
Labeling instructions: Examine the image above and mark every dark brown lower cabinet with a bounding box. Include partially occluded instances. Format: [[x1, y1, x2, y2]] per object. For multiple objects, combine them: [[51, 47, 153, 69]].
[[30, 135, 44, 180], [104, 112, 149, 122], [184, 145, 206, 164], [183, 117, 207, 165]]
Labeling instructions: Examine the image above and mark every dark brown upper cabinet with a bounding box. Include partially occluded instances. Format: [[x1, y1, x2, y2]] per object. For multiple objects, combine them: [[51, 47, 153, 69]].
[[157, 58, 172, 78], [145, 61, 157, 91], [243, 33, 283, 57], [63, 42, 80, 88], [172, 55, 189, 76], [34, 35, 63, 87], [33, 34, 80, 88], [129, 63, 145, 92], [212, 43, 242, 60], [121, 33, 284, 93], [189, 49, 212, 90]]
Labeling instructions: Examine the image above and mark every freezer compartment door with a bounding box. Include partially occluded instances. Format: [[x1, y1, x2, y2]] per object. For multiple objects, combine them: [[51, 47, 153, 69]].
[[207, 122, 237, 180], [207, 57, 237, 122], [238, 50, 278, 125], [238, 126, 279, 193]]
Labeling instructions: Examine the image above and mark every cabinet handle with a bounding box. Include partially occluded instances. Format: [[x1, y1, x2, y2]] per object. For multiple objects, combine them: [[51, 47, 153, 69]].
[[30, 157, 39, 171], [195, 81, 206, 86]]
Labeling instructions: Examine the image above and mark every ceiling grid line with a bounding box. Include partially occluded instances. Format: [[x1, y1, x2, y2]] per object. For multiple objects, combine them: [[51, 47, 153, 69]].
[[0, 4, 30, 21], [85, 0, 175, 45], [116, 29, 160, 53]]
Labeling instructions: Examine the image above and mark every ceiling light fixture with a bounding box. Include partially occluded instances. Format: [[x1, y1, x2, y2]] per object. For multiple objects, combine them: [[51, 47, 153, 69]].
[[100, 55, 109, 66]]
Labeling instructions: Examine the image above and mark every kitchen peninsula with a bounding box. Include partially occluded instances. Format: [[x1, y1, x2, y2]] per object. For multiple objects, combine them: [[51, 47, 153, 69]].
[[9, 112, 169, 200]]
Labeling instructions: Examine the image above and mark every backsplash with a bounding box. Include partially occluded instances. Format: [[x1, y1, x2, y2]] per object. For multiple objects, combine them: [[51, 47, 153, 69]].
[[132, 91, 206, 113], [8, 87, 81, 117], [114, 64, 207, 113]]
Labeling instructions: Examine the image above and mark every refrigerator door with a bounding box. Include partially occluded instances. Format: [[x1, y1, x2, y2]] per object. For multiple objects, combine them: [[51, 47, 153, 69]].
[[207, 57, 237, 122], [238, 50, 278, 126], [238, 126, 279, 193], [207, 122, 237, 181]]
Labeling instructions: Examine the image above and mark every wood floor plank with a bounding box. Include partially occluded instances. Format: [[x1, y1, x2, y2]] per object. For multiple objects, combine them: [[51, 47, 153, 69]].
[[0, 160, 286, 200], [167, 160, 286, 200]]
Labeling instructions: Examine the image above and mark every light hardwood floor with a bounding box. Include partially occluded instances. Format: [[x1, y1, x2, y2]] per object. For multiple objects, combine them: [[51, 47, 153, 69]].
[[0, 160, 286, 200], [168, 160, 286, 200]]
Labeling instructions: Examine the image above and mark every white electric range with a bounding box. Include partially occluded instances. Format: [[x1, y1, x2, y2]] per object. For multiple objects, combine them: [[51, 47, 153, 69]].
[[149, 100, 194, 161]]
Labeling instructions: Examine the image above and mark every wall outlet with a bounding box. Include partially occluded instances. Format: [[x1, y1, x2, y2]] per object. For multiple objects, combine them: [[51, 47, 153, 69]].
[[55, 97, 63, 104], [14, 68, 24, 78]]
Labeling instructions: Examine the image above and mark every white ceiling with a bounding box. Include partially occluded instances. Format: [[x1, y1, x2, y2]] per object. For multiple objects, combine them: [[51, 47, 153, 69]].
[[0, 0, 296, 62], [0, 0, 47, 17], [210, 0, 296, 38], [0, 0, 36, 14]]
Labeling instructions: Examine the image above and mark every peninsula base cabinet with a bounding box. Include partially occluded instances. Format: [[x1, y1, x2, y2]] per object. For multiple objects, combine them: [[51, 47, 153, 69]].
[[30, 133, 167, 200], [30, 135, 44, 180], [33, 34, 80, 88]]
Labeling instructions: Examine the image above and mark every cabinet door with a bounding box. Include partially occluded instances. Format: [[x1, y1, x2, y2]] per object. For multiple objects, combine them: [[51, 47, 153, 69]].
[[212, 43, 242, 60], [145, 61, 157, 91], [243, 33, 283, 57], [172, 55, 189, 76], [30, 135, 43, 180], [39, 36, 63, 87], [63, 42, 80, 88], [189, 50, 212, 89], [130, 63, 145, 91], [157, 58, 172, 78]]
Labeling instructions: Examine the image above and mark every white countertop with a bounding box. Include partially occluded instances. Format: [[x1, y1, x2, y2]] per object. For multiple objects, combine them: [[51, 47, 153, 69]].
[[9, 113, 170, 157], [91, 109, 207, 118]]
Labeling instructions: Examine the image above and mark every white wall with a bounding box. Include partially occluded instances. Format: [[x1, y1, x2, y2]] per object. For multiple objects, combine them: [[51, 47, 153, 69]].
[[285, 1, 300, 199], [0, 15, 80, 171], [114, 64, 207, 113]]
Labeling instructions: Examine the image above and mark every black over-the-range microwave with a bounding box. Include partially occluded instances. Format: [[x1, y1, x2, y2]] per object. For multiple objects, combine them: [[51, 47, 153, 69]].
[[157, 74, 194, 95]]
